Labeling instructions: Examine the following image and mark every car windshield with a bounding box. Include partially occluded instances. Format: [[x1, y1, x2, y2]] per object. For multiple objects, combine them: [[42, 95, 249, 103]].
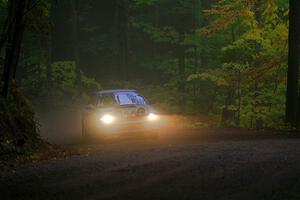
[[116, 92, 146, 105], [98, 92, 146, 106]]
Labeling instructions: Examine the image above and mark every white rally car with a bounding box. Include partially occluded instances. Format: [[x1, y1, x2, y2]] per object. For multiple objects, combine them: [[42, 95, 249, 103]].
[[82, 89, 160, 139]]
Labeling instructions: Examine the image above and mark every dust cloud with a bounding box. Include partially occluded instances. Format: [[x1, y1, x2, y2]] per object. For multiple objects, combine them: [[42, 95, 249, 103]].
[[37, 110, 83, 144]]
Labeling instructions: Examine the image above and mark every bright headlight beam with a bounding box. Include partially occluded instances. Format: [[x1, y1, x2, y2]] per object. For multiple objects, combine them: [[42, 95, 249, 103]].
[[148, 113, 158, 121], [100, 114, 115, 124]]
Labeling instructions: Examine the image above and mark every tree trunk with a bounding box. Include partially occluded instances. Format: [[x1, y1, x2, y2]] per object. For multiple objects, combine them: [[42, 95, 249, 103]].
[[221, 86, 236, 127], [286, 0, 300, 127], [177, 42, 186, 94], [192, 0, 201, 109], [0, 0, 14, 52], [254, 0, 264, 129], [236, 69, 241, 126], [116, 0, 129, 81], [70, 0, 80, 75], [297, 87, 300, 130], [221, 26, 236, 127], [1, 0, 27, 97], [51, 0, 77, 62], [46, 32, 52, 85]]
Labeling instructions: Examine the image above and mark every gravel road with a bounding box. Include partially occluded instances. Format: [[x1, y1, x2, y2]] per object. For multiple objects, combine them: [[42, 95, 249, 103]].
[[1, 130, 300, 200]]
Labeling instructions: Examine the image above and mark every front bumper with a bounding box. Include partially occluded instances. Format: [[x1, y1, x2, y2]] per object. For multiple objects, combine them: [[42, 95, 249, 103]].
[[96, 117, 159, 134]]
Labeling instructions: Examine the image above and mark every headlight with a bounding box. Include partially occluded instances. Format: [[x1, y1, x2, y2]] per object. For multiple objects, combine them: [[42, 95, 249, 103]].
[[100, 114, 115, 124], [147, 113, 158, 121]]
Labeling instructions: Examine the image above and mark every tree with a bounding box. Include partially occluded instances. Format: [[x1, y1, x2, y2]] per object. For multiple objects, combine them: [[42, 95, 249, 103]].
[[1, 0, 29, 97], [116, 0, 130, 81], [0, 0, 292, 128], [51, 0, 78, 63], [286, 0, 300, 128], [189, 0, 288, 128]]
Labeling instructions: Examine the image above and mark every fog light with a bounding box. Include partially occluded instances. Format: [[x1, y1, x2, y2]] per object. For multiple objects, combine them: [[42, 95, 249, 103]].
[[148, 113, 158, 121], [100, 114, 115, 124]]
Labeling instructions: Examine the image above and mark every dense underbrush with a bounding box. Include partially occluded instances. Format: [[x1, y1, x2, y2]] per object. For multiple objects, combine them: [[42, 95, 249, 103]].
[[0, 86, 44, 159]]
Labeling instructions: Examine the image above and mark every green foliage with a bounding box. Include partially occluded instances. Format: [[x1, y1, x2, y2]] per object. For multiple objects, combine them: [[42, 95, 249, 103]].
[[188, 70, 228, 86], [0, 86, 42, 156], [239, 82, 286, 128], [0, 0, 290, 133], [133, 0, 160, 6], [51, 61, 77, 98], [22, 61, 101, 110], [188, 0, 289, 128]]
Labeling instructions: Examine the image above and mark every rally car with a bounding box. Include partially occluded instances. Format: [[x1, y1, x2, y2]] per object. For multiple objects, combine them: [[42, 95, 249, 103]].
[[81, 89, 160, 139]]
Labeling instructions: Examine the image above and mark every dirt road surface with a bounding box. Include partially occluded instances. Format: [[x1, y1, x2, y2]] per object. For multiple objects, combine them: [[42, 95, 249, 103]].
[[1, 128, 300, 200]]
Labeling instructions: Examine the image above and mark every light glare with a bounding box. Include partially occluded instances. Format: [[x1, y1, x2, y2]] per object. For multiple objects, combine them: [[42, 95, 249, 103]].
[[148, 113, 158, 121], [100, 114, 115, 124]]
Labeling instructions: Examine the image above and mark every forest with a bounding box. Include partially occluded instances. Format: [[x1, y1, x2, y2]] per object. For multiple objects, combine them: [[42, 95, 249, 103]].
[[0, 0, 299, 152]]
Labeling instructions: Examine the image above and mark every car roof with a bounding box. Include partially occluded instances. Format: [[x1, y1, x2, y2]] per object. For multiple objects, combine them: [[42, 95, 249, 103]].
[[96, 89, 137, 95]]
